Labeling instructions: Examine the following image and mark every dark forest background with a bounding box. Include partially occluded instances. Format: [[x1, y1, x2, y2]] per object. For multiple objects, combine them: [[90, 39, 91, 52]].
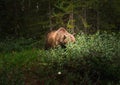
[[0, 0, 120, 39]]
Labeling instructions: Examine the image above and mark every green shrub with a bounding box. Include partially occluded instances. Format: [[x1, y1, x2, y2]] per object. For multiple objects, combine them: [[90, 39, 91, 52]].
[[0, 32, 120, 85]]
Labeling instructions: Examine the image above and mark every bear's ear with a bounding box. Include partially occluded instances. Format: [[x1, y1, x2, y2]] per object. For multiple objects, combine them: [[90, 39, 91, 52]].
[[57, 27, 66, 33]]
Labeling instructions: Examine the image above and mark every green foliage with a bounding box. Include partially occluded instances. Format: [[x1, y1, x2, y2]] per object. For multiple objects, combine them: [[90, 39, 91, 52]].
[[0, 32, 120, 85], [0, 37, 44, 53]]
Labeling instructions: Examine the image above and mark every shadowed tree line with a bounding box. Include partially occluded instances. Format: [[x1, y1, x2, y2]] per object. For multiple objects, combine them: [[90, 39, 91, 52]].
[[0, 0, 120, 39]]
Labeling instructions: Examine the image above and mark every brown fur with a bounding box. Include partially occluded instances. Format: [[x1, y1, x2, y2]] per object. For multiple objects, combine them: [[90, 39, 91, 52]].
[[45, 27, 75, 50]]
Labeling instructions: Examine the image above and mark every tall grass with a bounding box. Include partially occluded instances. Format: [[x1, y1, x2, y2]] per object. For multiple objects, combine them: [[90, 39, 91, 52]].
[[0, 32, 120, 85]]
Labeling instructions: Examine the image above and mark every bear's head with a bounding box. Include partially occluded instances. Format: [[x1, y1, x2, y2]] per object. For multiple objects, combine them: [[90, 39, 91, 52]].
[[56, 27, 75, 47], [45, 27, 75, 50]]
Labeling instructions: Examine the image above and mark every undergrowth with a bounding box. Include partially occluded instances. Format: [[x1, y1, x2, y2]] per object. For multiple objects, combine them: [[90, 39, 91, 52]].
[[0, 32, 120, 85]]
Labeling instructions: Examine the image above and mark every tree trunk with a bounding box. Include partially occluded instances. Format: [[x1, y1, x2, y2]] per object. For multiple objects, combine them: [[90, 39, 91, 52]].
[[49, 0, 53, 31], [83, 7, 87, 33], [68, 12, 74, 33], [97, 10, 100, 30], [68, 0, 74, 33]]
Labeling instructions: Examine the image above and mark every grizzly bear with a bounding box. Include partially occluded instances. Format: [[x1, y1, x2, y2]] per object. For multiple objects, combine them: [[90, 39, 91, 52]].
[[45, 27, 75, 50]]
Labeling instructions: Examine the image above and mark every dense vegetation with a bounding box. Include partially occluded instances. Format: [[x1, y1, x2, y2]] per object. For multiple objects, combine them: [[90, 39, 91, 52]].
[[0, 32, 119, 85], [0, 0, 120, 84]]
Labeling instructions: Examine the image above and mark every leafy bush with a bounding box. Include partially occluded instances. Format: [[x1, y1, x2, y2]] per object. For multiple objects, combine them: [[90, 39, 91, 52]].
[[0, 32, 120, 85]]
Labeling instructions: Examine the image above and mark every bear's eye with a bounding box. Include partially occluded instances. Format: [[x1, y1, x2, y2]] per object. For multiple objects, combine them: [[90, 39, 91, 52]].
[[63, 35, 66, 40]]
